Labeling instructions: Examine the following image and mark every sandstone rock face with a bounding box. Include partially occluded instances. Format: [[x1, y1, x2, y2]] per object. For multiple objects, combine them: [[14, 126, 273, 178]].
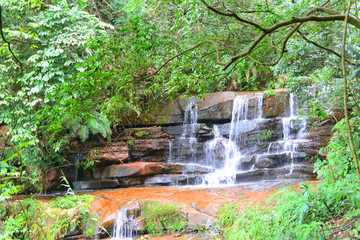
[[43, 89, 336, 192], [255, 157, 276, 169], [91, 143, 129, 167], [94, 162, 170, 179], [262, 91, 290, 118]]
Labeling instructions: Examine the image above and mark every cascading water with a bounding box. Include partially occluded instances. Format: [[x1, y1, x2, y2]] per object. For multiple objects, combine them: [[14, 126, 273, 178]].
[[203, 94, 264, 185], [267, 93, 307, 174], [174, 99, 199, 162], [112, 208, 134, 240], [203, 125, 242, 185], [169, 91, 308, 186]]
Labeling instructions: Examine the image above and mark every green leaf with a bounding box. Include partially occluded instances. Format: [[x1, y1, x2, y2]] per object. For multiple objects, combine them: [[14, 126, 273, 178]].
[[78, 125, 89, 143]]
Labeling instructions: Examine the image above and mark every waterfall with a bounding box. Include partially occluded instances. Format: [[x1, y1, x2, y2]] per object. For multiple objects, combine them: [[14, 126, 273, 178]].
[[72, 152, 83, 191], [203, 125, 242, 185], [279, 93, 307, 174], [178, 99, 198, 161], [203, 94, 264, 185], [74, 152, 82, 182], [229, 95, 250, 145], [256, 94, 263, 119], [112, 208, 134, 240], [167, 91, 308, 186], [168, 139, 173, 162]]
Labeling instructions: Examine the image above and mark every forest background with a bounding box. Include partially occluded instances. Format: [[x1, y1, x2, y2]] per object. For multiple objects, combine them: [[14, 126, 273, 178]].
[[1, 0, 360, 239]]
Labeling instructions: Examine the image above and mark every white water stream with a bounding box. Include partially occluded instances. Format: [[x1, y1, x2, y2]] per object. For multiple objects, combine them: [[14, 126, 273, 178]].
[[112, 92, 308, 239], [112, 207, 135, 240], [202, 94, 264, 185], [173, 92, 307, 185]]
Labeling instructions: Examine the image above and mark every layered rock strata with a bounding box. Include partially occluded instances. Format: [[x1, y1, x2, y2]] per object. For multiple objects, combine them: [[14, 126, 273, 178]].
[[45, 89, 336, 191]]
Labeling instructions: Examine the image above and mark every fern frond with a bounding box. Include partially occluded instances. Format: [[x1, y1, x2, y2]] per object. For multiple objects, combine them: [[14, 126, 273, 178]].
[[87, 118, 100, 134], [78, 125, 89, 142], [63, 115, 82, 129], [86, 113, 112, 139], [70, 123, 81, 135]]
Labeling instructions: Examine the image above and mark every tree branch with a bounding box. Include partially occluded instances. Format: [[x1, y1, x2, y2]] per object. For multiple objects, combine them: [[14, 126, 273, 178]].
[[200, 0, 267, 31], [153, 3, 360, 75], [0, 176, 33, 182], [152, 40, 226, 76], [297, 30, 359, 66], [341, 0, 360, 181], [199, 1, 360, 70], [0, 5, 23, 73]]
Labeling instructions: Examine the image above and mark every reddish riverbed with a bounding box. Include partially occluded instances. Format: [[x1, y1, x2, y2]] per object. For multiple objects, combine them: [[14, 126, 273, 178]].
[[89, 180, 319, 239]]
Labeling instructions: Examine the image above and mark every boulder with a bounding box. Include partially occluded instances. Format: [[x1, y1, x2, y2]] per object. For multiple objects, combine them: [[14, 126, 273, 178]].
[[239, 155, 256, 169], [185, 207, 215, 228], [197, 92, 237, 121], [93, 162, 170, 179], [133, 216, 146, 232], [129, 139, 169, 162], [155, 91, 278, 124], [255, 157, 275, 169], [168, 163, 214, 174], [262, 91, 289, 118]]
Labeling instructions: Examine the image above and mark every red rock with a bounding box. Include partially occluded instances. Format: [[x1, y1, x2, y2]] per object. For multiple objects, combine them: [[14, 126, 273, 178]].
[[133, 216, 146, 232], [93, 162, 170, 179], [262, 91, 289, 118], [185, 207, 215, 227]]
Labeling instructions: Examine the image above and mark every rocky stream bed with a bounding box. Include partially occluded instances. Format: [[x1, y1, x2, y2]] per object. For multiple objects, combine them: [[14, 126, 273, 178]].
[[39, 89, 338, 239]]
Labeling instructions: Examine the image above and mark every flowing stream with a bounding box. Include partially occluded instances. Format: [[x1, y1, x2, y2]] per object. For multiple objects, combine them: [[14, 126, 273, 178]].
[[111, 92, 309, 239]]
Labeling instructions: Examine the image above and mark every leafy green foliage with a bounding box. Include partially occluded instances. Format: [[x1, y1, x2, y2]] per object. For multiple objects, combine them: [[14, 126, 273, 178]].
[[263, 88, 276, 97], [258, 129, 273, 142], [142, 200, 188, 235], [315, 118, 360, 183], [218, 108, 360, 239], [0, 177, 99, 240], [218, 177, 360, 239]]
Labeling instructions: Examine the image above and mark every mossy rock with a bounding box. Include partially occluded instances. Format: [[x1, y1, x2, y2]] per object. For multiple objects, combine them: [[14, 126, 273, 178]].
[[142, 200, 188, 236]]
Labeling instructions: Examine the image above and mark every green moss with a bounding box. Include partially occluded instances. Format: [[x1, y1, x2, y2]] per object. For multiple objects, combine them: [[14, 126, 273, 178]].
[[134, 130, 148, 138], [158, 117, 169, 125]]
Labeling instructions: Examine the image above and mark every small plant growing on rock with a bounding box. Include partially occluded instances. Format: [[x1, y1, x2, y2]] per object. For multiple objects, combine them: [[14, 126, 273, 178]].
[[264, 88, 276, 97], [142, 200, 188, 236], [258, 130, 273, 142]]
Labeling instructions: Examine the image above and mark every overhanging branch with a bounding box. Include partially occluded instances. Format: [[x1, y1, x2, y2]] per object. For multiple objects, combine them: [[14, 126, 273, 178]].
[[0, 5, 23, 73], [199, 2, 360, 70], [297, 30, 359, 66], [200, 0, 267, 32], [152, 40, 226, 76]]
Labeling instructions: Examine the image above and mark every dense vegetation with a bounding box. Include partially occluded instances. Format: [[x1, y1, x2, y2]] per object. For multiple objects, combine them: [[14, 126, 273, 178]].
[[1, 0, 360, 239]]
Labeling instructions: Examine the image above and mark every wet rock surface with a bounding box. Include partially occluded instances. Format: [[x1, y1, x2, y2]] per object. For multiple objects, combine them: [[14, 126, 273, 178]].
[[43, 89, 336, 192], [89, 180, 319, 239]]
